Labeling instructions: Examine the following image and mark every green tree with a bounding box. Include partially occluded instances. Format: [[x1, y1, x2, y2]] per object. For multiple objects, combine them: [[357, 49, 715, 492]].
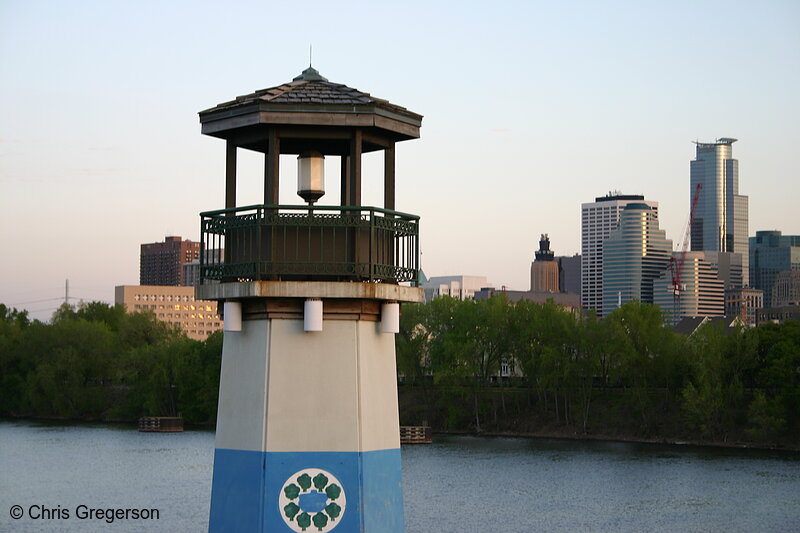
[[175, 330, 222, 423], [427, 296, 510, 432], [22, 318, 117, 418], [510, 299, 581, 425], [118, 308, 179, 348], [681, 322, 744, 441], [0, 305, 33, 414], [396, 302, 435, 423], [572, 315, 604, 433], [114, 335, 193, 418], [605, 301, 673, 432], [749, 321, 800, 441], [75, 301, 127, 331], [746, 390, 786, 442]]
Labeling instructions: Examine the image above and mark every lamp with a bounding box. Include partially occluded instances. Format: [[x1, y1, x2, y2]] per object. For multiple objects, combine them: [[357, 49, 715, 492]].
[[297, 150, 325, 204]]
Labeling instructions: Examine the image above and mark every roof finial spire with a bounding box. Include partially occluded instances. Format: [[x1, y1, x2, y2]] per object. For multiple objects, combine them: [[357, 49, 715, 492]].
[[309, 44, 312, 67], [293, 58, 328, 82]]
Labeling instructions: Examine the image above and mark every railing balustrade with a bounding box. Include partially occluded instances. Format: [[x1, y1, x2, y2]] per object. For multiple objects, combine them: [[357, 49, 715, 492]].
[[200, 204, 419, 284]]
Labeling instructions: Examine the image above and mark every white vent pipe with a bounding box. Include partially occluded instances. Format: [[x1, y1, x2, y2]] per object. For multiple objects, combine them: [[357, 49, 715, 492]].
[[223, 301, 242, 332], [304, 299, 323, 332], [380, 302, 400, 334]]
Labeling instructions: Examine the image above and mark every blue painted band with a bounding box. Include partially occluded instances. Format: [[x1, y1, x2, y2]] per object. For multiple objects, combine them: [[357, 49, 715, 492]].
[[209, 448, 405, 533]]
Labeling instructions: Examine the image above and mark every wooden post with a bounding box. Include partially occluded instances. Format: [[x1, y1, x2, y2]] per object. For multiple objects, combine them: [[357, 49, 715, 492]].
[[349, 129, 362, 206], [341, 155, 350, 206], [384, 143, 396, 211], [225, 140, 237, 211], [265, 128, 280, 205], [224, 140, 237, 281], [263, 129, 281, 280]]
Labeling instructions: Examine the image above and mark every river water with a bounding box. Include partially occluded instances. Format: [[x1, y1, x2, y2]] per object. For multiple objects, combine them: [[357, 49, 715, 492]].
[[1, 420, 798, 532]]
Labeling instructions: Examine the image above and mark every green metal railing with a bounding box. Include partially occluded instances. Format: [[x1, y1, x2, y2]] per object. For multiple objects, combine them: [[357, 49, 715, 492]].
[[200, 204, 419, 284]]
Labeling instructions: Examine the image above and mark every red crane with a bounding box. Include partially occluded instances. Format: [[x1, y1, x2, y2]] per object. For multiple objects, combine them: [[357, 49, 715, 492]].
[[668, 183, 702, 320]]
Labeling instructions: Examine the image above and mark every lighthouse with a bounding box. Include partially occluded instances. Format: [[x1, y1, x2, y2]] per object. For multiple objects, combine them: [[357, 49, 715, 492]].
[[197, 66, 423, 532]]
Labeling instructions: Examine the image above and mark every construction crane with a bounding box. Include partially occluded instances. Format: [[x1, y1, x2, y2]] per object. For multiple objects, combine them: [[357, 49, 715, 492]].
[[667, 183, 702, 323], [725, 296, 750, 325]]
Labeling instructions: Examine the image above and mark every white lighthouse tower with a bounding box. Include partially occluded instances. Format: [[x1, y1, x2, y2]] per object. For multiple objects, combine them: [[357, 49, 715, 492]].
[[197, 66, 423, 532]]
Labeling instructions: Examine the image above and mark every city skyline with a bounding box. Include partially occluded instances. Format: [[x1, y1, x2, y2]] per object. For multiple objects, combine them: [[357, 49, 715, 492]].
[[2, 1, 799, 321]]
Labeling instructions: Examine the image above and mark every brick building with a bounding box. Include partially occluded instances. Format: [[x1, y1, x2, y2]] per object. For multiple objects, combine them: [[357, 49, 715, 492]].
[[140, 236, 201, 286]]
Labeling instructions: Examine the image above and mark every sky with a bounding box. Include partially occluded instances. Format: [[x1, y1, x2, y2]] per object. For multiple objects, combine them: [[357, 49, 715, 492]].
[[1, 0, 799, 321]]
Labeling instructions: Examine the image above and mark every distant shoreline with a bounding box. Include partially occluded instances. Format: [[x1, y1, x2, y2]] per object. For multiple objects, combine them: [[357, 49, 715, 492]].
[[432, 428, 800, 453], [3, 415, 797, 453]]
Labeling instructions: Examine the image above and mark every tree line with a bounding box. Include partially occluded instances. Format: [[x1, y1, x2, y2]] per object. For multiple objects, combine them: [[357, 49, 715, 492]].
[[396, 296, 800, 447], [2, 297, 798, 447], [0, 302, 221, 424]]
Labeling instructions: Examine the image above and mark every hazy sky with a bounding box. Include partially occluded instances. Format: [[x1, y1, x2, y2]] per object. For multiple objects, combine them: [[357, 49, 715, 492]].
[[2, 0, 798, 321]]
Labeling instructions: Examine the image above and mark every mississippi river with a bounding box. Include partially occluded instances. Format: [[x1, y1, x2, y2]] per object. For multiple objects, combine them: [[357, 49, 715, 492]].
[[1, 420, 798, 532]]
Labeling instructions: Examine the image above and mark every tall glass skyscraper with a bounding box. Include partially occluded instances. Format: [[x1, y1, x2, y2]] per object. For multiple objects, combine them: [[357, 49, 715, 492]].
[[581, 194, 658, 313], [601, 203, 672, 317], [690, 138, 749, 285]]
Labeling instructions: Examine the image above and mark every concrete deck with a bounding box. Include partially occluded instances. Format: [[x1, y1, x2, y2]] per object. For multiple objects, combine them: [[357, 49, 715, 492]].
[[196, 281, 424, 303]]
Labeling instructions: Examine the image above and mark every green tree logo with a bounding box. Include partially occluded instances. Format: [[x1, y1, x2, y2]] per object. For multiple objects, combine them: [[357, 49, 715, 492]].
[[279, 468, 347, 532]]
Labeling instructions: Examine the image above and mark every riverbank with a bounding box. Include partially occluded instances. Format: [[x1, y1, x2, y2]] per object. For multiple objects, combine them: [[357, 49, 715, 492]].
[[432, 427, 800, 453], [398, 386, 800, 453]]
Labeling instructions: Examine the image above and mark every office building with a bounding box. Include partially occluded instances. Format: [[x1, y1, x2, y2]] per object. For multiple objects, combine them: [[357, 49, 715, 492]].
[[421, 275, 490, 302], [557, 254, 581, 295], [473, 286, 581, 309], [531, 234, 559, 293], [183, 260, 202, 288], [140, 236, 201, 286], [582, 193, 658, 313], [473, 236, 580, 309], [771, 270, 800, 307], [115, 285, 222, 341], [724, 287, 763, 326], [757, 305, 800, 325], [749, 230, 800, 306], [690, 138, 749, 285], [702, 251, 743, 290], [654, 252, 725, 325], [182, 249, 223, 287], [602, 203, 672, 317]]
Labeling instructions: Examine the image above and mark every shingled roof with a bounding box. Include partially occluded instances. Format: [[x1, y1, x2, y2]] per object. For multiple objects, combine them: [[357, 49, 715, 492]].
[[200, 66, 421, 121]]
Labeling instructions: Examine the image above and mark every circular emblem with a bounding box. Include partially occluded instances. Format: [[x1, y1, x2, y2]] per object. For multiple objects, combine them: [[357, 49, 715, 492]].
[[279, 468, 346, 532]]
